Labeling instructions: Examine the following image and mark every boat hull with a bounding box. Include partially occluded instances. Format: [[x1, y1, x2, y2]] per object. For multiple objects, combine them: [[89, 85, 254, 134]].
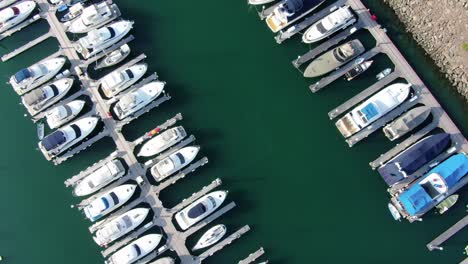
[[137, 126, 187, 157], [84, 184, 136, 222], [383, 106, 431, 141], [46, 100, 86, 129]]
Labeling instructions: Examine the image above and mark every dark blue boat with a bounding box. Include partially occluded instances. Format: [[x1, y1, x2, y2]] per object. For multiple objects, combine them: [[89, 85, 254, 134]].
[[378, 133, 451, 186]]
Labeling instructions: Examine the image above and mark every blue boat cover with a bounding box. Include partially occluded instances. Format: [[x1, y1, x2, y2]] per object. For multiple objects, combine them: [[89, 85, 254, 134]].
[[42, 131, 66, 151], [398, 153, 468, 216], [361, 103, 378, 120], [187, 203, 207, 219], [14, 69, 32, 83], [378, 133, 451, 186]]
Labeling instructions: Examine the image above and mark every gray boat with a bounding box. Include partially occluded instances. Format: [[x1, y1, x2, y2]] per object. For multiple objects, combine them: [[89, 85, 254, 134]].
[[303, 39, 365, 78], [383, 106, 431, 141]]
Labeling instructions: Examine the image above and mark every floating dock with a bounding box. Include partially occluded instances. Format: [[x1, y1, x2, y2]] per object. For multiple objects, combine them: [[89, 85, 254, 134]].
[[238, 247, 266, 264], [426, 215, 468, 251]]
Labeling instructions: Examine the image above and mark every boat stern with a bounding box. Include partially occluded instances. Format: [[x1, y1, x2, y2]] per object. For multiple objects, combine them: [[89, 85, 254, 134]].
[[335, 113, 359, 138]]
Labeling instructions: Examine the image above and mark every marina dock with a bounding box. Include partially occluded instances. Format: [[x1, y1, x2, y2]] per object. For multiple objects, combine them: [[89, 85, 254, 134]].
[[427, 215, 468, 251], [238, 247, 266, 264]]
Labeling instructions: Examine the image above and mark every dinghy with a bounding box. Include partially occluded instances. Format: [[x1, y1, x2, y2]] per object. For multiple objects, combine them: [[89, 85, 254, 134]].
[[37, 122, 44, 140], [435, 194, 458, 214]]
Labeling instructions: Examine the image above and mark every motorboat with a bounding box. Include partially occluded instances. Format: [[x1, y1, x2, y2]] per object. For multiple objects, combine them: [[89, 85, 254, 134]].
[[302, 6, 355, 43], [76, 20, 133, 59], [376, 68, 392, 80], [0, 1, 35, 33], [113, 81, 165, 120], [94, 44, 131, 70], [137, 126, 187, 157], [192, 224, 227, 251], [93, 208, 149, 246], [304, 39, 364, 78], [67, 2, 117, 33], [435, 194, 458, 214], [45, 100, 85, 129], [37, 122, 44, 140], [0, 0, 17, 9], [10, 57, 66, 95], [38, 116, 98, 159], [150, 146, 200, 182], [100, 63, 147, 98], [383, 106, 431, 141], [266, 0, 325, 33], [21, 77, 73, 115], [248, 0, 276, 5], [344, 60, 373, 81], [105, 234, 162, 264], [73, 159, 126, 197], [60, 2, 84, 22], [175, 190, 227, 230], [377, 133, 451, 186], [148, 258, 174, 264], [335, 83, 411, 138], [84, 184, 136, 222], [388, 153, 468, 221]]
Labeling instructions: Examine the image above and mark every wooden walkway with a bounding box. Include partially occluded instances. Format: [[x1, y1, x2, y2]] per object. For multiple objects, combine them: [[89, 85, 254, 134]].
[[238, 247, 266, 264]]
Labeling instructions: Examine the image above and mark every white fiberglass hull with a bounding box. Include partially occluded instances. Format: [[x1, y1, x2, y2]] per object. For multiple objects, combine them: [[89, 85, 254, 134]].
[[0, 1, 36, 33], [22, 77, 73, 115], [106, 234, 162, 264], [0, 0, 17, 9], [302, 6, 355, 43], [192, 224, 227, 251], [73, 159, 125, 196], [151, 146, 200, 182], [84, 184, 136, 222], [137, 126, 187, 157], [101, 63, 147, 98], [114, 81, 165, 120], [248, 0, 276, 5], [68, 2, 115, 33], [46, 100, 85, 129]]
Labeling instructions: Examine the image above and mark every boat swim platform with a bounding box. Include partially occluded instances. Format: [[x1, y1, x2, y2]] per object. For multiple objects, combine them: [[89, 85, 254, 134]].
[[276, 0, 349, 44], [238, 247, 266, 264], [309, 45, 382, 93], [426, 215, 468, 251], [0, 14, 42, 41]]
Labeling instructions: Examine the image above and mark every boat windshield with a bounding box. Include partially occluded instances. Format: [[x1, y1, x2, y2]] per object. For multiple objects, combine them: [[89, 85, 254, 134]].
[[122, 215, 132, 227], [101, 197, 110, 210], [14, 68, 32, 83], [174, 152, 185, 164], [11, 6, 20, 16], [187, 203, 207, 218], [315, 22, 328, 34], [132, 244, 142, 256], [419, 174, 448, 199], [109, 192, 119, 205], [333, 47, 347, 63]]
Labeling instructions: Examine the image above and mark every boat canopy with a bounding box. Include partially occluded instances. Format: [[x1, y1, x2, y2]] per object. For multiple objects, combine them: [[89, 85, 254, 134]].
[[378, 133, 451, 186], [188, 203, 207, 218], [284, 0, 304, 13], [42, 130, 66, 151], [14, 68, 32, 83], [361, 103, 378, 120]]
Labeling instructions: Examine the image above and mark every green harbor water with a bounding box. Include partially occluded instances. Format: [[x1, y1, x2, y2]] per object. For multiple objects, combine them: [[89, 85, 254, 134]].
[[0, 0, 467, 263]]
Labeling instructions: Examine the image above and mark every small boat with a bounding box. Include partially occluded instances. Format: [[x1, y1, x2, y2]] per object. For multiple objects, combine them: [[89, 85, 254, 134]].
[[84, 184, 137, 222], [302, 6, 355, 43], [266, 0, 325, 33], [335, 83, 411, 138], [45, 100, 86, 129], [148, 257, 175, 264], [10, 57, 67, 95], [105, 234, 162, 264], [100, 63, 147, 98], [60, 3, 84, 23], [137, 126, 187, 157], [388, 203, 401, 221], [303, 39, 365, 78], [21, 77, 73, 115], [192, 224, 227, 251], [37, 122, 44, 140], [175, 191, 227, 230], [248, 0, 276, 5], [376, 68, 392, 80], [93, 208, 150, 246], [377, 133, 451, 186], [0, 0, 17, 9], [435, 194, 459, 214], [38, 116, 99, 159], [0, 1, 36, 33], [76, 20, 133, 59], [113, 81, 165, 120], [73, 159, 126, 196], [67, 2, 117, 33], [94, 44, 131, 70], [344, 60, 373, 81], [389, 153, 468, 221], [150, 146, 200, 182], [383, 106, 431, 141]]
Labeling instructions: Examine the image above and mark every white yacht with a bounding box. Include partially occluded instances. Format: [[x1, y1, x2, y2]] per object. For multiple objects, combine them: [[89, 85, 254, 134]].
[[137, 126, 187, 157], [192, 224, 227, 251], [76, 20, 133, 59], [21, 78, 73, 115], [100, 63, 147, 98], [113, 81, 165, 120], [248, 0, 276, 5], [39, 116, 98, 159], [45, 100, 85, 129], [106, 234, 162, 264], [175, 191, 227, 230], [0, 1, 36, 33], [84, 184, 136, 222], [335, 83, 411, 138], [302, 6, 355, 43], [67, 2, 116, 33], [93, 208, 149, 247], [266, 0, 324, 33], [94, 44, 131, 70], [148, 258, 174, 264], [73, 159, 126, 197], [150, 146, 200, 182], [10, 57, 66, 95], [0, 0, 17, 9]]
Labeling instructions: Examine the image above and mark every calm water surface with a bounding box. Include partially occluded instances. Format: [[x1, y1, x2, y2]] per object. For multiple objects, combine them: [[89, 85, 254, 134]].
[[0, 1, 466, 263]]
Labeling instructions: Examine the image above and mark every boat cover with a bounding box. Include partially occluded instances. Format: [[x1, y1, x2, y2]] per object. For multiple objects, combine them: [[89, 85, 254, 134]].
[[398, 153, 468, 216], [187, 203, 207, 218], [285, 0, 304, 12], [14, 68, 32, 83], [42, 130, 66, 151], [361, 103, 378, 120], [378, 133, 451, 186]]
